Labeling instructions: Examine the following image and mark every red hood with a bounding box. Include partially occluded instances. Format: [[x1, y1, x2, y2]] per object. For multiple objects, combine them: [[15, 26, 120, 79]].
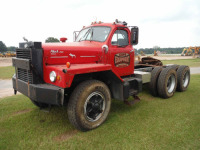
[[42, 41, 105, 65]]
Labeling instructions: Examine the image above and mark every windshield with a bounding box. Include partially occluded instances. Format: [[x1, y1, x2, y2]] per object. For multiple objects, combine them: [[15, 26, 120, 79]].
[[76, 26, 111, 42]]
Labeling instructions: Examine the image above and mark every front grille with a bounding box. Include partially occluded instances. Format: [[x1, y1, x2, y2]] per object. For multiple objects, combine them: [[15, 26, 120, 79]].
[[17, 68, 33, 83], [16, 49, 31, 60], [16, 48, 33, 83]]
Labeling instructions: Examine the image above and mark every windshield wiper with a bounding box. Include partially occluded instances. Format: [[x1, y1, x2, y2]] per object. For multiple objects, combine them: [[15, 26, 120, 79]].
[[78, 29, 91, 42], [90, 28, 93, 42]]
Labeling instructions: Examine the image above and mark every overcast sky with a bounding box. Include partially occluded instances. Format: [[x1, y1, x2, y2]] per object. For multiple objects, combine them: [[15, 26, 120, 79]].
[[0, 0, 199, 48]]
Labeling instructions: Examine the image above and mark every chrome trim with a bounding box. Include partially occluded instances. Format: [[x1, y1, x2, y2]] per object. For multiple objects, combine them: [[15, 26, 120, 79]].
[[102, 45, 108, 53], [80, 56, 96, 58], [183, 71, 189, 87], [84, 91, 105, 122], [50, 56, 68, 58], [167, 74, 176, 93]]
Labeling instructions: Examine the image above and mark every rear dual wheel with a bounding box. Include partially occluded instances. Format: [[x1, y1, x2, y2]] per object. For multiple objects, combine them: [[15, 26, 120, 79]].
[[177, 65, 190, 92], [157, 67, 177, 98], [149, 67, 163, 96], [150, 65, 190, 99]]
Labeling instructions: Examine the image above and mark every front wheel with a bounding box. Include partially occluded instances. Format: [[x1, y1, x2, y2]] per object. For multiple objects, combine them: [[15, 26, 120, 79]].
[[67, 80, 111, 131]]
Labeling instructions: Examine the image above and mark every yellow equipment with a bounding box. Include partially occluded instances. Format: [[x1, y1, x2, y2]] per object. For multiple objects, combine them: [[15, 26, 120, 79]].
[[181, 47, 193, 56], [192, 47, 200, 58], [181, 46, 200, 57], [3, 52, 16, 57], [0, 53, 5, 57], [5, 52, 12, 57], [140, 51, 145, 56], [154, 50, 158, 56]]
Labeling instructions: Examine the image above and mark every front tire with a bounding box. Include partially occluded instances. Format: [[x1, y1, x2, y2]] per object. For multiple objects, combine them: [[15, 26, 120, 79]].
[[67, 80, 111, 131]]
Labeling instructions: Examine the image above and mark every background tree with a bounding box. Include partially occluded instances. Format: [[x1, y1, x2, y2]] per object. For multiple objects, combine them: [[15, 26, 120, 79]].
[[136, 47, 184, 54], [45, 37, 60, 43], [0, 41, 7, 52], [7, 46, 17, 52], [153, 45, 160, 50]]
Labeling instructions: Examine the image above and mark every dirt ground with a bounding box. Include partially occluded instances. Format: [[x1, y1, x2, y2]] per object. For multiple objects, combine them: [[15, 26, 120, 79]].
[[0, 58, 13, 67], [140, 55, 193, 60]]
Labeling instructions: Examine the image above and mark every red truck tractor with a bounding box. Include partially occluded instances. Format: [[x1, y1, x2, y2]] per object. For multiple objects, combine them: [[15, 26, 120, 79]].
[[12, 20, 190, 131]]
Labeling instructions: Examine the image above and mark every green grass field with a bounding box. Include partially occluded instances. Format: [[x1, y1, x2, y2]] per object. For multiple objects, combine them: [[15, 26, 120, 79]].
[[0, 66, 14, 79], [162, 59, 200, 67], [0, 75, 200, 149], [0, 59, 199, 79]]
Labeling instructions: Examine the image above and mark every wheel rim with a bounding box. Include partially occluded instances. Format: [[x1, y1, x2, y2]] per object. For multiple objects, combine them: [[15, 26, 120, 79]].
[[167, 74, 176, 93], [84, 92, 105, 122], [183, 71, 189, 88]]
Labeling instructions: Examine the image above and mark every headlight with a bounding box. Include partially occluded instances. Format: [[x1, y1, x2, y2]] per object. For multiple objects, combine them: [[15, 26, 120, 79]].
[[50, 71, 56, 82]]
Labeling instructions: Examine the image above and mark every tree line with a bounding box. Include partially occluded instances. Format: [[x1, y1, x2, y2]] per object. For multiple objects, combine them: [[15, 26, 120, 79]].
[[1, 39, 185, 54], [136, 47, 184, 54], [0, 41, 18, 53], [0, 37, 60, 53]]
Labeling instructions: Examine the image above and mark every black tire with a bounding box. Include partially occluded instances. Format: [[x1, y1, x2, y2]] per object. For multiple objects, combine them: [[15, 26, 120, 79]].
[[177, 65, 190, 92], [67, 80, 111, 131], [157, 67, 177, 98], [170, 65, 179, 71], [149, 67, 163, 96], [31, 99, 49, 109]]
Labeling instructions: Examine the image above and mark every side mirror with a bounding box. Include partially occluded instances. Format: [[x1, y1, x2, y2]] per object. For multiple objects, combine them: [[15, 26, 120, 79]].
[[130, 27, 139, 45], [73, 31, 80, 42]]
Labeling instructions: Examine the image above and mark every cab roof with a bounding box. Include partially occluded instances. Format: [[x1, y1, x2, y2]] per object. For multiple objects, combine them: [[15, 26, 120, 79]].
[[85, 22, 127, 29]]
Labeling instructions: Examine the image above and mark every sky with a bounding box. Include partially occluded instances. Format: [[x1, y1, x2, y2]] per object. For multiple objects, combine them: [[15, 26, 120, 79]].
[[0, 0, 199, 49]]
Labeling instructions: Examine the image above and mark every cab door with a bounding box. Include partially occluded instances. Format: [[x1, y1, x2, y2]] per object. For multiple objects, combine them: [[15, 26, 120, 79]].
[[109, 29, 134, 76]]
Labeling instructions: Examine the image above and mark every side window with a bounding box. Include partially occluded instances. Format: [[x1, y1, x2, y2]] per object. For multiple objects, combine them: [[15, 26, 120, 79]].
[[111, 30, 129, 46]]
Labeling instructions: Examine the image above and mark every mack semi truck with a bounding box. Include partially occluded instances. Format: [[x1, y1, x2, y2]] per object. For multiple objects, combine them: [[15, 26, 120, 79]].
[[12, 20, 190, 131]]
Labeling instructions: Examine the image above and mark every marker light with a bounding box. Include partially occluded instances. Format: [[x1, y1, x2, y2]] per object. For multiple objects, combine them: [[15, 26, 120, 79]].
[[66, 62, 71, 68], [60, 37, 67, 43], [57, 75, 61, 81], [50, 71, 56, 82]]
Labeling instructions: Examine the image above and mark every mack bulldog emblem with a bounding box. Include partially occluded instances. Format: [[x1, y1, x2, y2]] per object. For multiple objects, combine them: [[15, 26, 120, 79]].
[[69, 53, 76, 58], [114, 53, 130, 67]]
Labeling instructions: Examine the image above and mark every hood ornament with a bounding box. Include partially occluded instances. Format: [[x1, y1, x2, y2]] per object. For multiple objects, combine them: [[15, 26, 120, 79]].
[[23, 37, 29, 42]]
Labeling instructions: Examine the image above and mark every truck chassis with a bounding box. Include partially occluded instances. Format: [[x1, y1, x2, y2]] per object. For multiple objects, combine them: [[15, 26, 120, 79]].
[[12, 21, 190, 131]]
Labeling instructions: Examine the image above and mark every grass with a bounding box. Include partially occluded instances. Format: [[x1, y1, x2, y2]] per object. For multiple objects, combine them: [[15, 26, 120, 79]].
[[0, 75, 200, 149], [0, 66, 14, 79], [162, 59, 200, 67], [0, 59, 199, 79]]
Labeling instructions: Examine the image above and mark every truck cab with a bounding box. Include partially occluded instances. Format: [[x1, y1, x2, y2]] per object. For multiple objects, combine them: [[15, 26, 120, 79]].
[[41, 22, 139, 88]]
